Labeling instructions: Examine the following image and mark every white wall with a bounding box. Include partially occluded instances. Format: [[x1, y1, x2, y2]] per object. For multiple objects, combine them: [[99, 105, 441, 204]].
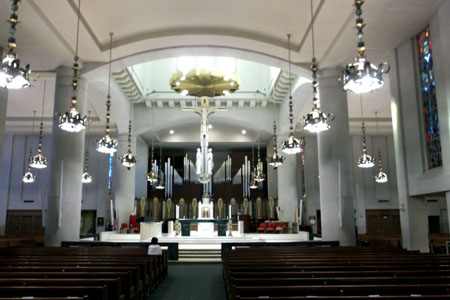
[[0, 133, 148, 234], [389, 2, 450, 197], [303, 133, 400, 235]]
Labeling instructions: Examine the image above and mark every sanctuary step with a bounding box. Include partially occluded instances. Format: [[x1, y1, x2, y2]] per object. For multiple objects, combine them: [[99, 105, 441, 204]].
[[178, 249, 222, 262]]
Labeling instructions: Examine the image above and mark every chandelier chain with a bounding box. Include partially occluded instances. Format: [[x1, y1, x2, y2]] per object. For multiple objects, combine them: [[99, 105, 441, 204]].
[[287, 34, 294, 133], [7, 0, 19, 54], [38, 81, 46, 154], [360, 94, 367, 152], [71, 0, 82, 107], [85, 111, 91, 171], [375, 111, 383, 168], [355, 0, 366, 58], [106, 33, 113, 135], [310, 0, 319, 108]]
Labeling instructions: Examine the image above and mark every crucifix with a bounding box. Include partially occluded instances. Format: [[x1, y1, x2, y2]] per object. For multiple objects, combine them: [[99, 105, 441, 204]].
[[182, 96, 227, 189]]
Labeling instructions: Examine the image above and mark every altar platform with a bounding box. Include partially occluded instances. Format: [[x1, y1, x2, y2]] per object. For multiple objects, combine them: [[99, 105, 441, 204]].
[[74, 232, 333, 262], [99, 231, 311, 250]]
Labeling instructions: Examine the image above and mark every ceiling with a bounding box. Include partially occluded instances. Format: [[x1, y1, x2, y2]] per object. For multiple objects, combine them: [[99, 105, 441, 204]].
[[124, 56, 279, 106], [1, 0, 444, 144]]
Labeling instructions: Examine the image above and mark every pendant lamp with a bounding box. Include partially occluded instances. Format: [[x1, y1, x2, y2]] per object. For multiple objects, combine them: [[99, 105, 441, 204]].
[[156, 145, 165, 190], [120, 106, 137, 169], [254, 135, 265, 182], [29, 81, 48, 169], [0, 0, 31, 89], [374, 111, 388, 183], [82, 111, 92, 183], [267, 120, 285, 168], [342, 0, 389, 94], [303, 0, 333, 133], [23, 111, 36, 183], [357, 95, 375, 168], [97, 33, 118, 154], [146, 109, 158, 183], [282, 34, 303, 155], [58, 0, 86, 132]]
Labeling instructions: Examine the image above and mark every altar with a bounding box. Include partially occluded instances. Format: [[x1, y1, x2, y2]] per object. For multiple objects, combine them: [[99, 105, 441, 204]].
[[179, 219, 228, 237]]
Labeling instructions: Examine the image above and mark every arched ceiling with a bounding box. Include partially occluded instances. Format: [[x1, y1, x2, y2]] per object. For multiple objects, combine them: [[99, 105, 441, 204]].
[[0, 0, 444, 143], [0, 0, 442, 69]]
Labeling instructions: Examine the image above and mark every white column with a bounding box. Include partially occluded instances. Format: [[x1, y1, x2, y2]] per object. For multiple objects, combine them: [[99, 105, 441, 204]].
[[135, 136, 148, 199], [303, 135, 320, 233], [277, 153, 299, 227], [45, 66, 86, 246], [266, 137, 278, 199], [114, 134, 136, 226], [317, 68, 356, 246], [446, 192, 450, 233], [0, 88, 8, 235], [390, 47, 429, 252]]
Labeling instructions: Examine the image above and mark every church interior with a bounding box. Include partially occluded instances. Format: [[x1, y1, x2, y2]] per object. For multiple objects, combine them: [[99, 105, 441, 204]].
[[1, 0, 450, 299]]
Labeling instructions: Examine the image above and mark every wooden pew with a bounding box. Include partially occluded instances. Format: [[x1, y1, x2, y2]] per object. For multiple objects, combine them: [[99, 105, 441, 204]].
[[223, 246, 450, 300], [0, 246, 168, 300], [0, 278, 122, 300], [0, 286, 108, 300], [0, 271, 132, 300]]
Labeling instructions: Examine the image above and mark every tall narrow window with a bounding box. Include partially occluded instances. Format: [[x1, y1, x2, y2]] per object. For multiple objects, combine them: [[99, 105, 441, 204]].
[[416, 27, 442, 169]]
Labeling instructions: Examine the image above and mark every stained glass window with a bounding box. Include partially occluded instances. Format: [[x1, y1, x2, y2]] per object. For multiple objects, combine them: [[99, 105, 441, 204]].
[[416, 27, 442, 169]]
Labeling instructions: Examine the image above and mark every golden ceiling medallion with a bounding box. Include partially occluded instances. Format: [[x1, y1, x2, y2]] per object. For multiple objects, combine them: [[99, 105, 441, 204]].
[[169, 69, 240, 97]]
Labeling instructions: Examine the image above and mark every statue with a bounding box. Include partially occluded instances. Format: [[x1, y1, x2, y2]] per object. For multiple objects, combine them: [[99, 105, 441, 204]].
[[230, 198, 237, 217], [174, 220, 179, 236], [191, 198, 198, 219], [139, 197, 146, 218], [217, 198, 224, 219], [243, 198, 249, 215], [256, 197, 263, 220], [268, 197, 275, 219], [195, 148, 202, 175], [179, 198, 186, 218], [166, 198, 173, 219], [207, 148, 213, 175], [182, 97, 227, 184], [152, 197, 159, 220]]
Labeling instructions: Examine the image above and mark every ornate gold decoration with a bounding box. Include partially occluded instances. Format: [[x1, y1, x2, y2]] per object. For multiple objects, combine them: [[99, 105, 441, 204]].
[[169, 69, 240, 97]]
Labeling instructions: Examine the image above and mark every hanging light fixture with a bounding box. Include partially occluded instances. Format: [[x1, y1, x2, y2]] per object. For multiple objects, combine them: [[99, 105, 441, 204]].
[[29, 81, 48, 169], [146, 145, 159, 184], [249, 171, 258, 190], [254, 135, 265, 182], [58, 0, 87, 132], [146, 108, 159, 183], [97, 33, 118, 154], [81, 111, 92, 183], [267, 104, 285, 168], [374, 111, 388, 183], [23, 112, 36, 183], [342, 0, 389, 94], [120, 106, 137, 169], [0, 0, 31, 89], [250, 142, 258, 189], [303, 0, 333, 133], [357, 95, 375, 168], [282, 34, 303, 155], [23, 155, 35, 183], [155, 144, 165, 190]]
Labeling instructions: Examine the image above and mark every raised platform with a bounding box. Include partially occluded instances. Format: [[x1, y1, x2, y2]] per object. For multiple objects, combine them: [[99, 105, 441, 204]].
[[100, 232, 311, 250], [97, 232, 312, 262]]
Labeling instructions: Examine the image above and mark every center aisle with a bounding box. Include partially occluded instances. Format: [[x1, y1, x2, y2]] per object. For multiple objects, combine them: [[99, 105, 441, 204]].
[[149, 263, 227, 300]]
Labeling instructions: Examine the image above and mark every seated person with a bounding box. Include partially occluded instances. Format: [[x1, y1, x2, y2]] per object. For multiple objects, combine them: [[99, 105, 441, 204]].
[[148, 237, 162, 256]]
